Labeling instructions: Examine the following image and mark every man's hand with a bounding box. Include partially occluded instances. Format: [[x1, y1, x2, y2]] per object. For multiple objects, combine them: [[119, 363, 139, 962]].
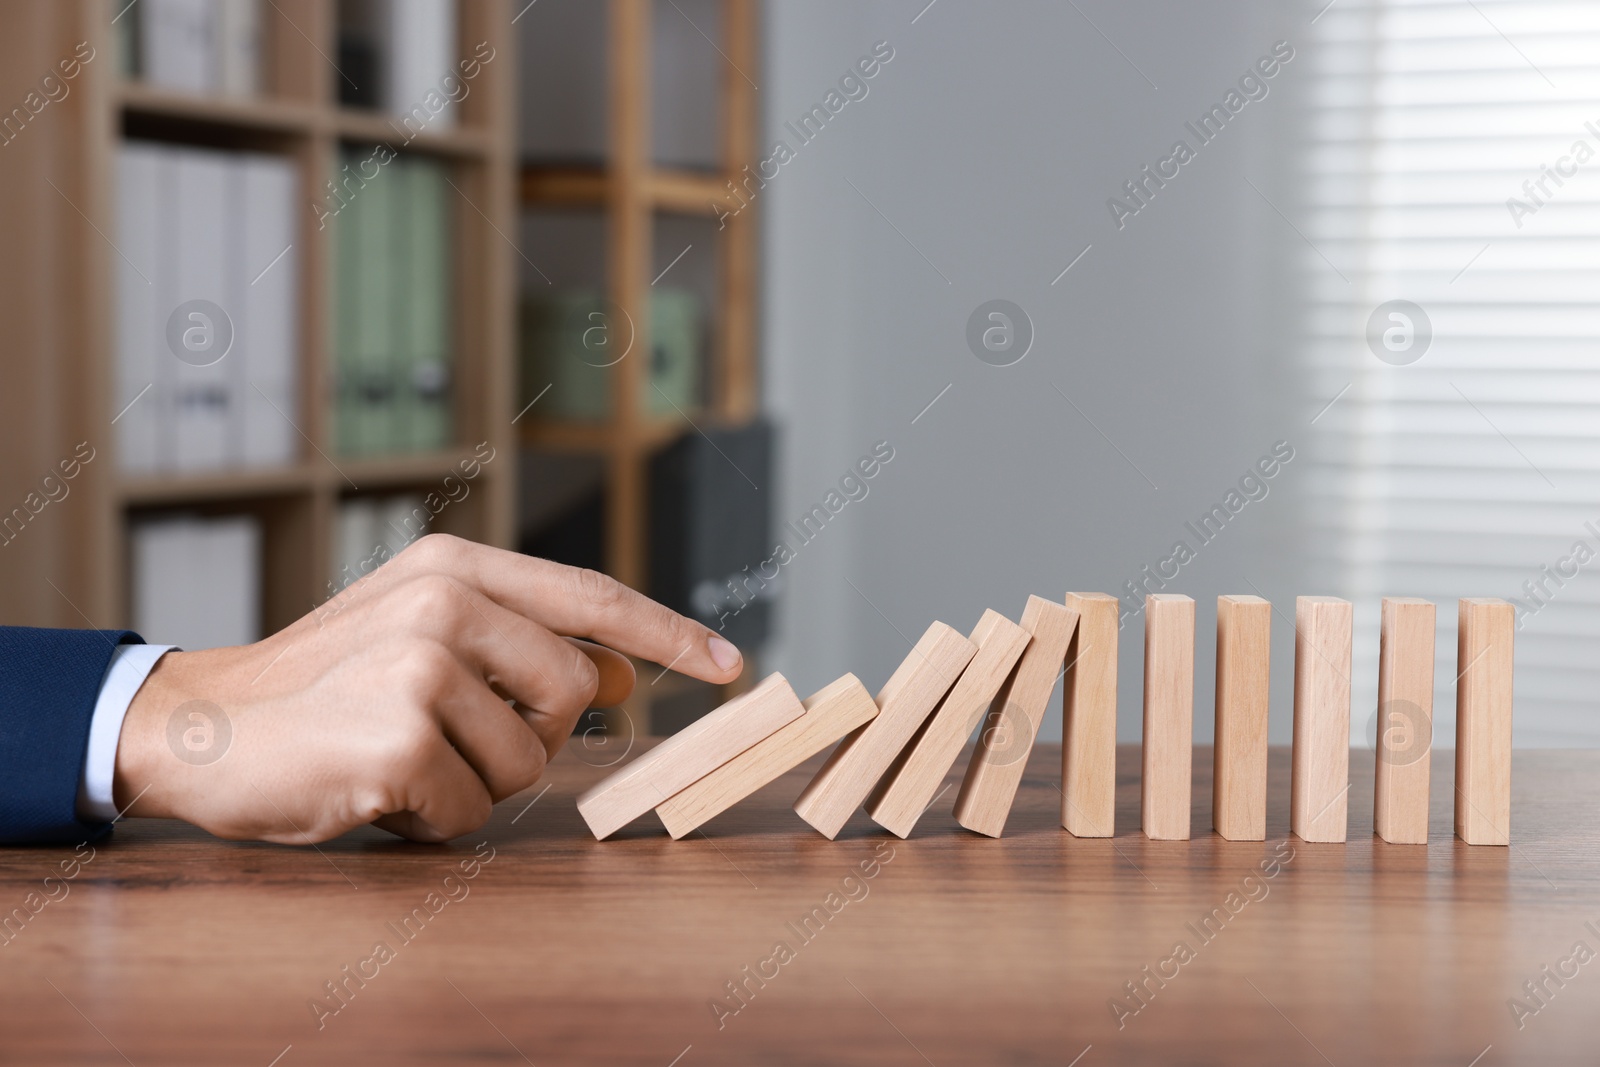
[[112, 535, 744, 844]]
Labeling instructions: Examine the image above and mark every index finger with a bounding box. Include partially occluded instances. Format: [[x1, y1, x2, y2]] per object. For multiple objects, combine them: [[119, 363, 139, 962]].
[[401, 535, 744, 684]]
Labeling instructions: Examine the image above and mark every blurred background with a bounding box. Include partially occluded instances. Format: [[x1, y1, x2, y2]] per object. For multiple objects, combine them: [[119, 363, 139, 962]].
[[0, 0, 1592, 748]]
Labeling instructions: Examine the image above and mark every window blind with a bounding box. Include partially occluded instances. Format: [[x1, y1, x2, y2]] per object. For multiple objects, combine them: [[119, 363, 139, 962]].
[[1301, 0, 1600, 745]]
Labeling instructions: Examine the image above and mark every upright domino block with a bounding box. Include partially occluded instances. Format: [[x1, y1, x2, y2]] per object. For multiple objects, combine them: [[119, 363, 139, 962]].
[[655, 674, 879, 839], [953, 597, 1079, 837], [867, 610, 1031, 838], [1062, 592, 1118, 837], [1456, 597, 1514, 846], [1374, 597, 1435, 844], [1290, 596, 1353, 843], [794, 622, 977, 839], [1142, 594, 1194, 840], [1213, 594, 1270, 841], [576, 673, 805, 840]]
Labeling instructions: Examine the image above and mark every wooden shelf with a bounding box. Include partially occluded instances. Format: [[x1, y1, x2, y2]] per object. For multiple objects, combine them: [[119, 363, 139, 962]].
[[332, 109, 495, 158], [520, 163, 727, 216], [117, 465, 319, 506], [648, 169, 726, 215], [117, 82, 318, 134], [520, 417, 689, 454]]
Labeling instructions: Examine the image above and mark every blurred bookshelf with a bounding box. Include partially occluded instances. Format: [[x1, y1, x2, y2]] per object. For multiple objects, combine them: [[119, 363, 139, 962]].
[[517, 0, 763, 733], [0, 1, 515, 641]]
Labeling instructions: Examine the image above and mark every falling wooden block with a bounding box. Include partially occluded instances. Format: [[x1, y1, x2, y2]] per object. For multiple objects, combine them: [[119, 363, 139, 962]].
[[794, 622, 977, 839], [1062, 592, 1118, 837], [1290, 596, 1353, 843], [1142, 594, 1194, 840], [654, 674, 879, 839], [867, 610, 1031, 838], [1456, 597, 1514, 846], [576, 673, 804, 840], [953, 597, 1080, 837], [1374, 597, 1435, 845], [1213, 594, 1270, 841]]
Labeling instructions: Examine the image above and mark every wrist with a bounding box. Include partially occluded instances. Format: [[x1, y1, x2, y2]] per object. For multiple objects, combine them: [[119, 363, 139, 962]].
[[112, 650, 204, 820]]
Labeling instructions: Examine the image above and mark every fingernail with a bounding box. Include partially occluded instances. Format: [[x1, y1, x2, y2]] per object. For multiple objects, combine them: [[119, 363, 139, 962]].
[[708, 635, 742, 673]]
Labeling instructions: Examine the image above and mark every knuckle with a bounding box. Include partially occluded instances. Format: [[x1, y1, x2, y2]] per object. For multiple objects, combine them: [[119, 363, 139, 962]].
[[572, 567, 625, 611], [392, 637, 458, 698], [378, 718, 438, 780], [400, 532, 463, 573], [397, 573, 469, 626]]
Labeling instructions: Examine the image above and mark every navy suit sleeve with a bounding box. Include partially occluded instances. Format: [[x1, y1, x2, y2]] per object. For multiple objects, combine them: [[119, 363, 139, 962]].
[[0, 626, 142, 844]]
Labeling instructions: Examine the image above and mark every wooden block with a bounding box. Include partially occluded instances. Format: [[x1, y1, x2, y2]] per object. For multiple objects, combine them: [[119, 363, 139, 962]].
[[576, 673, 804, 840], [1290, 596, 1353, 843], [1141, 594, 1194, 840], [1374, 597, 1435, 845], [793, 622, 977, 839], [654, 674, 878, 839], [867, 609, 1032, 837], [1062, 592, 1118, 837], [1456, 597, 1514, 846], [1213, 594, 1270, 841], [953, 597, 1080, 837]]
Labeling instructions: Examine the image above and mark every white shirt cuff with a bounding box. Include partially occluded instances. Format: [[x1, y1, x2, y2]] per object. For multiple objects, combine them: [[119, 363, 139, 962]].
[[77, 644, 176, 823]]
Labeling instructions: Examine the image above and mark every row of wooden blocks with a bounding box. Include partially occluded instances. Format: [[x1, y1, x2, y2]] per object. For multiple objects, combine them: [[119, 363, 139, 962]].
[[575, 593, 1514, 846]]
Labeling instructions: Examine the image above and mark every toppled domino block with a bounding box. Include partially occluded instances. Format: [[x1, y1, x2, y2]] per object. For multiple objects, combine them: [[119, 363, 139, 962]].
[[954, 596, 1079, 838], [655, 674, 879, 839], [794, 622, 977, 839], [576, 673, 804, 840], [867, 609, 1031, 838]]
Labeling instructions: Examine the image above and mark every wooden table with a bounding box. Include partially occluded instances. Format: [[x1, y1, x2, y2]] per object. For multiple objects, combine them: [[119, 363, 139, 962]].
[[0, 743, 1592, 1066]]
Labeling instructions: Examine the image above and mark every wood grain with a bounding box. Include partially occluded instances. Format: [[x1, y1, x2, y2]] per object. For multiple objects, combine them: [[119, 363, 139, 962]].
[[1061, 592, 1118, 837], [1291, 596, 1353, 843], [577, 673, 803, 839], [1456, 597, 1514, 845], [1142, 594, 1195, 840], [867, 610, 1031, 838], [0, 742, 1579, 1067], [793, 621, 976, 839], [953, 597, 1079, 838], [1374, 597, 1436, 844], [1214, 594, 1271, 841], [654, 674, 878, 839]]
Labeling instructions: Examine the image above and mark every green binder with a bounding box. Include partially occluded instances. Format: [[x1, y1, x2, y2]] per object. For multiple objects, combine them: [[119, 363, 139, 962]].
[[400, 156, 452, 451], [519, 288, 702, 420]]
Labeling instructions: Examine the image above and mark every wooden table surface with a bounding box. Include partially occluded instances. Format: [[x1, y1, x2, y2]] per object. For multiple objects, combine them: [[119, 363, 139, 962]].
[[0, 742, 1593, 1066]]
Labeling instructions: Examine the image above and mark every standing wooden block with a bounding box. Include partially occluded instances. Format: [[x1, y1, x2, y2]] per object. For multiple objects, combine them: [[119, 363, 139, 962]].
[[1062, 592, 1118, 837], [793, 622, 977, 839], [1456, 597, 1514, 846], [953, 597, 1080, 837], [655, 674, 878, 839], [1213, 594, 1271, 841], [1374, 597, 1436, 844], [1142, 594, 1195, 840], [576, 673, 805, 840], [1290, 596, 1353, 843], [867, 610, 1032, 838]]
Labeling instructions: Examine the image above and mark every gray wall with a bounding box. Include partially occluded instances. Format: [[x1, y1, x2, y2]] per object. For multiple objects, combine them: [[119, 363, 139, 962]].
[[760, 0, 1316, 741]]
